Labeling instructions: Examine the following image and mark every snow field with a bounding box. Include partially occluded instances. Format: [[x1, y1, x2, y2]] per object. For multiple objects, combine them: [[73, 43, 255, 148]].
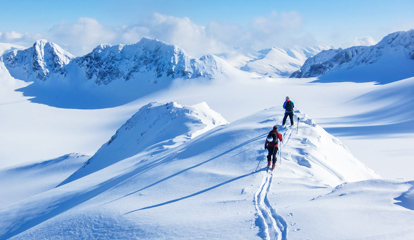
[[3, 103, 412, 239]]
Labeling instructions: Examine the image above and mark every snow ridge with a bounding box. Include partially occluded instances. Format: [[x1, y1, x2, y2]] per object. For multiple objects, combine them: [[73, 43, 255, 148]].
[[59, 101, 228, 186], [0, 104, 387, 240], [290, 30, 414, 83]]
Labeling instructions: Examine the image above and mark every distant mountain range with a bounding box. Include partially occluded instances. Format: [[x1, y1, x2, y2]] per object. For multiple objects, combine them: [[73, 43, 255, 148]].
[[0, 29, 413, 105], [1, 38, 329, 84], [290, 30, 414, 83], [1, 38, 234, 85]]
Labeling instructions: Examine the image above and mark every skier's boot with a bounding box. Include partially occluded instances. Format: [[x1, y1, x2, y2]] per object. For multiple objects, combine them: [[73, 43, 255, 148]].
[[271, 159, 277, 171]]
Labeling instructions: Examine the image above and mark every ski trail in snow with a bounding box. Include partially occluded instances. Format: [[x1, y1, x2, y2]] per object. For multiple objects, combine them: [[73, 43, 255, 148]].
[[254, 171, 287, 240], [281, 126, 294, 149], [253, 126, 291, 239]]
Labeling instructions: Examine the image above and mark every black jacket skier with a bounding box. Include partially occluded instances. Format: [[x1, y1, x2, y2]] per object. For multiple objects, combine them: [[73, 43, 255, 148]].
[[283, 96, 295, 126], [265, 126, 283, 170]]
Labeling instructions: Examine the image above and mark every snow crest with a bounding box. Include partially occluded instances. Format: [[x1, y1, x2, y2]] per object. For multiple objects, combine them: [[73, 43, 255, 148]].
[[59, 102, 228, 186], [291, 30, 414, 83]]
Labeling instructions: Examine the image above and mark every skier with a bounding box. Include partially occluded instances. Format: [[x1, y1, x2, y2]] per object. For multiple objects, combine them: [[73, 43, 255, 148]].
[[282, 96, 295, 126], [264, 126, 283, 171]]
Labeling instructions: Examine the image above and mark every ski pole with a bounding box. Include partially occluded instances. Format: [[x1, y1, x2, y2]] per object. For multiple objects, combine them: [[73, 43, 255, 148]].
[[279, 142, 282, 166], [297, 117, 300, 134]]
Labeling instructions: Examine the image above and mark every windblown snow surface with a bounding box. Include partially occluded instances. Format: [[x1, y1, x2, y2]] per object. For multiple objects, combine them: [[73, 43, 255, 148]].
[[1, 32, 414, 239], [0, 102, 413, 239]]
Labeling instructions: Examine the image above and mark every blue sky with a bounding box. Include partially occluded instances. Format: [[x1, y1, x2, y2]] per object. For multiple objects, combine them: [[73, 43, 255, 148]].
[[1, 0, 413, 56]]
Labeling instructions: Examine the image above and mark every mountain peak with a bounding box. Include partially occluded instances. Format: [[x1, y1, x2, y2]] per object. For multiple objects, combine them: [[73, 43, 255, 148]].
[[33, 39, 50, 47], [378, 29, 414, 57], [2, 39, 73, 81], [290, 29, 414, 83]]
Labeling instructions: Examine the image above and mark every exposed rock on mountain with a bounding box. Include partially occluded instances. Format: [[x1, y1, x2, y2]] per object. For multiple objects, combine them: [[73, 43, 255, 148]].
[[290, 30, 414, 83], [2, 38, 234, 86], [74, 38, 223, 85], [2, 40, 74, 81]]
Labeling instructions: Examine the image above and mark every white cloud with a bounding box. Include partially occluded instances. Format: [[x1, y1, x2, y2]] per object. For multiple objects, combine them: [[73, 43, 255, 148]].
[[252, 11, 302, 35], [45, 12, 313, 57], [0, 31, 42, 47], [336, 35, 378, 49], [352, 36, 377, 46], [247, 11, 311, 49], [119, 13, 230, 57], [48, 17, 116, 56], [0, 12, 316, 57]]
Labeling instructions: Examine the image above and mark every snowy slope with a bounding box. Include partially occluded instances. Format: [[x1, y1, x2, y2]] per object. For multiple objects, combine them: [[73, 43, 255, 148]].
[[291, 30, 414, 83], [0, 30, 414, 240], [321, 76, 414, 137], [59, 101, 228, 186], [0, 154, 88, 208], [241, 46, 329, 78], [2, 104, 411, 240]]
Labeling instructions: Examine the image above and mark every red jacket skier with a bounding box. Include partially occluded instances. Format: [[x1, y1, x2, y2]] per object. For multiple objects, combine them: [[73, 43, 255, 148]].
[[264, 126, 283, 170]]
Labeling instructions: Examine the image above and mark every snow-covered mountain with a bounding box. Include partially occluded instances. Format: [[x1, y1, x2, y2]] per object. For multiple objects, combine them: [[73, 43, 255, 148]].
[[0, 38, 241, 108], [240, 46, 330, 78], [2, 40, 74, 81], [1, 38, 234, 85], [74, 38, 234, 85], [2, 103, 412, 240], [1, 28, 414, 240], [291, 30, 414, 83]]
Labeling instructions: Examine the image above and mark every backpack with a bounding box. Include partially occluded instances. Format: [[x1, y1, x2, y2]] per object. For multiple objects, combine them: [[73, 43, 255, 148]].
[[267, 131, 278, 144], [285, 101, 293, 111]]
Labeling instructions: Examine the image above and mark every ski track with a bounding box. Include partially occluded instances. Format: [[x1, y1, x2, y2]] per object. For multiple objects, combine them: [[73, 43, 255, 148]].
[[253, 127, 291, 240]]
